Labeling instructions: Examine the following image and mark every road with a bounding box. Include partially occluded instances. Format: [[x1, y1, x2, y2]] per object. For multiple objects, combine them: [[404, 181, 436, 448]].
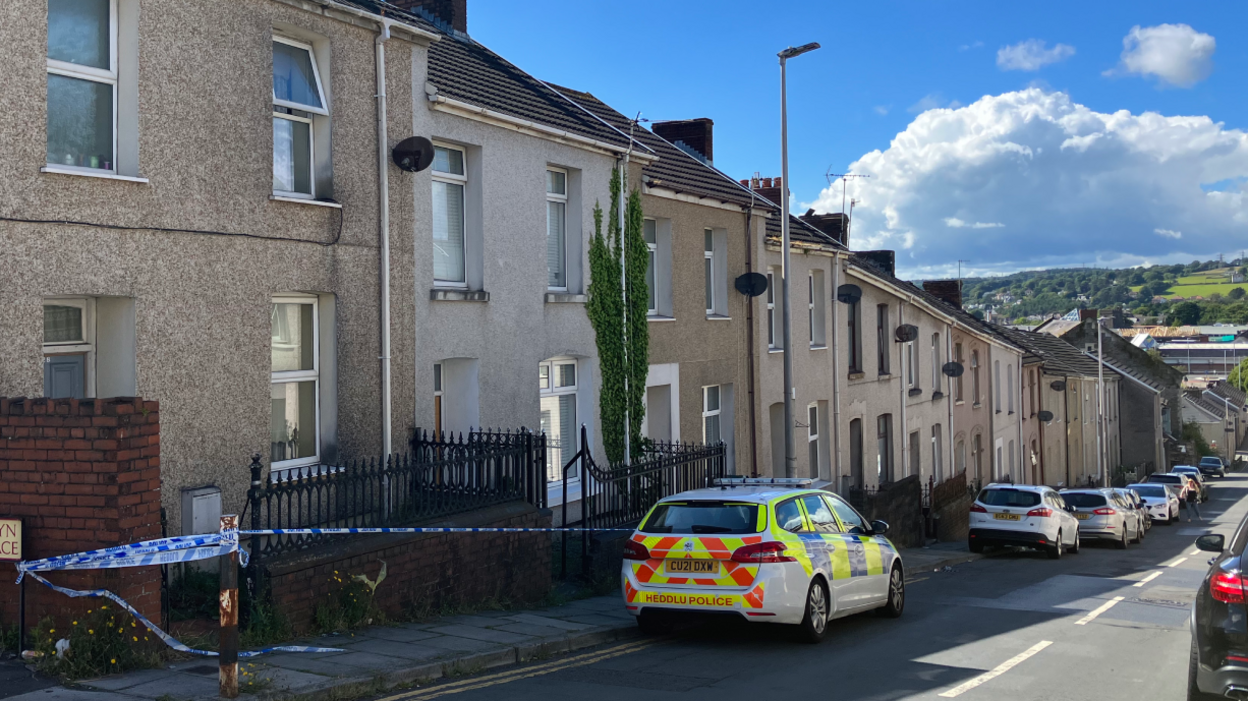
[[368, 473, 1248, 701]]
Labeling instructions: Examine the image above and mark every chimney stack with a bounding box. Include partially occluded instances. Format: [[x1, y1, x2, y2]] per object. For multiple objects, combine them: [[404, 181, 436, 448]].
[[391, 0, 467, 33], [922, 280, 964, 309], [856, 250, 896, 278], [651, 118, 714, 165], [1079, 308, 1098, 322], [740, 176, 783, 208], [799, 208, 849, 246]]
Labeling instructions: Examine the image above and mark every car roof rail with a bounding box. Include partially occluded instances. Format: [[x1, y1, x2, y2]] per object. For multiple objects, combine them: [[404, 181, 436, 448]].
[[713, 476, 813, 488]]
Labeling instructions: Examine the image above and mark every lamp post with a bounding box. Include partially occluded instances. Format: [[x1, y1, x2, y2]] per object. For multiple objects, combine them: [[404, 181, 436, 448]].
[[778, 41, 820, 478]]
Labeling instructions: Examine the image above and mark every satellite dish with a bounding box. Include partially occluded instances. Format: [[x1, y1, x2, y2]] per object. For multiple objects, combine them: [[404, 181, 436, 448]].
[[894, 324, 919, 343], [1050, 380, 1067, 392], [836, 284, 862, 305], [1038, 410, 1055, 422], [941, 361, 964, 378], [392, 136, 436, 173], [734, 272, 768, 297]]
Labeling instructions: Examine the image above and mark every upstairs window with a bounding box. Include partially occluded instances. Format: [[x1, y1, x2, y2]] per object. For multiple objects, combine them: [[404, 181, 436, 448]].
[[432, 144, 467, 284], [809, 270, 826, 347], [847, 299, 862, 373], [877, 304, 890, 375], [767, 268, 779, 349], [272, 38, 327, 198], [931, 333, 941, 390], [705, 230, 715, 315], [644, 219, 658, 313], [954, 342, 965, 401], [47, 0, 116, 173], [546, 168, 567, 290]]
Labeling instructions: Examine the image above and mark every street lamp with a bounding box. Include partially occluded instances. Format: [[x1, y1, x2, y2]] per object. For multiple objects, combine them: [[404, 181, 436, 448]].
[[778, 41, 820, 478]]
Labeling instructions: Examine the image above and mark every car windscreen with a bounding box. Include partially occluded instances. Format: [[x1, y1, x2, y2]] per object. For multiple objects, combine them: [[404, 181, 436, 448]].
[[977, 489, 1041, 507], [1128, 485, 1167, 499], [1062, 492, 1108, 508], [1174, 467, 1198, 475], [1200, 458, 1221, 465], [1146, 474, 1181, 483], [640, 501, 761, 534]]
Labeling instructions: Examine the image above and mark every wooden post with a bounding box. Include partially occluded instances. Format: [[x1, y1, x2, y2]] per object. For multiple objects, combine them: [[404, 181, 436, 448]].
[[218, 514, 239, 699]]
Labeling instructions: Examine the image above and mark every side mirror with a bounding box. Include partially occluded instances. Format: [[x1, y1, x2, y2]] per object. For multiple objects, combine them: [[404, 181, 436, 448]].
[[1196, 534, 1225, 553], [1066, 505, 1076, 513], [870, 520, 890, 536]]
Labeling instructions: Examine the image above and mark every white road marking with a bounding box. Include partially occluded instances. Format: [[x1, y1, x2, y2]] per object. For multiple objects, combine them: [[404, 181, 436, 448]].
[[1168, 557, 1188, 568], [1191, 549, 1201, 555], [1133, 571, 1163, 587], [1075, 596, 1125, 625], [938, 641, 1053, 698]]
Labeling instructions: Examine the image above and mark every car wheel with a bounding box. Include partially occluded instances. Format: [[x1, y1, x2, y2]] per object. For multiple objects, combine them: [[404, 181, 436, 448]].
[[969, 539, 984, 554], [1047, 530, 1063, 560], [1133, 521, 1143, 544], [636, 610, 669, 636], [1189, 638, 1222, 700], [876, 564, 905, 619], [1068, 528, 1080, 554], [1116, 527, 1128, 550], [795, 578, 830, 643]]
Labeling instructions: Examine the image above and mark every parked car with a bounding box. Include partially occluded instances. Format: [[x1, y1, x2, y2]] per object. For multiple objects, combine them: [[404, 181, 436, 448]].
[[1199, 456, 1228, 479], [1113, 488, 1151, 535], [623, 478, 904, 643], [969, 484, 1080, 559], [1174, 466, 1210, 502], [1060, 488, 1138, 548], [1126, 483, 1180, 525], [1145, 472, 1192, 502], [1189, 513, 1248, 699]]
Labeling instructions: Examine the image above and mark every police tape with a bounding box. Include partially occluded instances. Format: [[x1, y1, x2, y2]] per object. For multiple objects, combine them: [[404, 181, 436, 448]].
[[241, 526, 636, 535], [21, 571, 344, 658], [16, 532, 247, 581]]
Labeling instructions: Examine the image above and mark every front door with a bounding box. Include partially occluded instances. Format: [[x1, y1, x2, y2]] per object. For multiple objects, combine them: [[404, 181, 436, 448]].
[[44, 354, 85, 399]]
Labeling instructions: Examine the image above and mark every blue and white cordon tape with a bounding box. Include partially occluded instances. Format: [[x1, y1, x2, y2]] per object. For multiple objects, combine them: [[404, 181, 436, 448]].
[[13, 524, 633, 658]]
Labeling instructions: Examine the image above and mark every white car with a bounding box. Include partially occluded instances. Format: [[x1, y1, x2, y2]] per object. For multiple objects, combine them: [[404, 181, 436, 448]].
[[622, 478, 904, 643], [969, 483, 1081, 558], [1061, 488, 1140, 548], [1126, 482, 1180, 525]]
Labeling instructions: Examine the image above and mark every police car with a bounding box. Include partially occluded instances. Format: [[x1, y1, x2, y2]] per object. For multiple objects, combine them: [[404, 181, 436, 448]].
[[622, 478, 904, 643]]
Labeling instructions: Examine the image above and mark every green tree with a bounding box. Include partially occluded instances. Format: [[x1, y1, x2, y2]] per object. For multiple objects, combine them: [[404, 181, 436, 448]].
[[1170, 301, 1202, 326], [1229, 287, 1246, 300], [586, 169, 649, 465], [1230, 358, 1248, 393]]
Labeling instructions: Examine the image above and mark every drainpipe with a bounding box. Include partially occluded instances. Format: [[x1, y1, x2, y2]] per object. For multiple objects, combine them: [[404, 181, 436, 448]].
[[1017, 363, 1025, 483], [831, 252, 842, 491], [1063, 377, 1071, 487], [375, 21, 393, 458], [899, 301, 908, 479], [945, 324, 954, 481], [744, 196, 759, 476]]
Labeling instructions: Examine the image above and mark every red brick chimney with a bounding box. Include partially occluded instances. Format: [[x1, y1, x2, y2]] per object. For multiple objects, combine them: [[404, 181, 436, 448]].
[[799, 209, 849, 246], [738, 175, 784, 208], [652, 118, 713, 165], [922, 280, 964, 309], [391, 0, 467, 33]]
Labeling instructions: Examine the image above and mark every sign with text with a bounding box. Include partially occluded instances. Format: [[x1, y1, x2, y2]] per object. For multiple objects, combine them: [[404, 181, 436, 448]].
[[0, 519, 21, 562]]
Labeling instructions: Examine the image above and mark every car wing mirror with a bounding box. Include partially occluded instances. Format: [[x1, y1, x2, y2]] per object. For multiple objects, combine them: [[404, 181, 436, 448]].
[[1196, 534, 1225, 553], [869, 520, 890, 536]]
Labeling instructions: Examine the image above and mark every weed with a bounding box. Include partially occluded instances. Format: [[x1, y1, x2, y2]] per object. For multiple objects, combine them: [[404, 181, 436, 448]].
[[168, 568, 219, 622], [314, 562, 388, 634], [240, 601, 292, 649], [30, 607, 162, 680], [239, 662, 273, 694]]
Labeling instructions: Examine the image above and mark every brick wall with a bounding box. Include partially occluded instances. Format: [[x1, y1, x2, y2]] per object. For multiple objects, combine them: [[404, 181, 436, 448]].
[[263, 501, 552, 631], [932, 471, 972, 541], [0, 397, 162, 628], [856, 475, 924, 548]]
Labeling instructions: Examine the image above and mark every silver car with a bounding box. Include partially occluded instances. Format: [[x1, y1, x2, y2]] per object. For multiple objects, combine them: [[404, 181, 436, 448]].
[[1060, 488, 1140, 548], [1111, 488, 1149, 537], [1126, 483, 1180, 525]]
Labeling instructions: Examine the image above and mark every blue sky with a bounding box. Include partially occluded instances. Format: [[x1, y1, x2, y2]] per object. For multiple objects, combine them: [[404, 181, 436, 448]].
[[469, 1, 1248, 277]]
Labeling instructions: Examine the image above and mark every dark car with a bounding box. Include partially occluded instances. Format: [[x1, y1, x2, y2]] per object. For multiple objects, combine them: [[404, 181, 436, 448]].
[[1200, 456, 1228, 479], [1191, 517, 1248, 699]]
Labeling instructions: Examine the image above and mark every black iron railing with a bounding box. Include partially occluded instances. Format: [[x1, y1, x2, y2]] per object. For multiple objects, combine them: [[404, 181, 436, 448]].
[[247, 428, 546, 562]]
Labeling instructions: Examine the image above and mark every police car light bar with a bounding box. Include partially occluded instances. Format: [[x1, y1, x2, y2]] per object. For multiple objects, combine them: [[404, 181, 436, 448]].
[[713, 477, 813, 487]]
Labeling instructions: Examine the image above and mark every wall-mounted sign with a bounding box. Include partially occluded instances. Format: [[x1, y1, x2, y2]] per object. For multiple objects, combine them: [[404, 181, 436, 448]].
[[0, 518, 21, 562]]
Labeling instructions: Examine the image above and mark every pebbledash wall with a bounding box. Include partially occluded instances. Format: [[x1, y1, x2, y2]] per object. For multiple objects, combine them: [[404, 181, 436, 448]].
[[0, 397, 162, 626], [261, 501, 551, 631]]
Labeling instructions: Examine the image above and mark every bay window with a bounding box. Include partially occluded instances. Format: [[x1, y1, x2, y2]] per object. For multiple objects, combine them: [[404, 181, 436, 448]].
[[272, 37, 327, 198], [432, 144, 467, 284]]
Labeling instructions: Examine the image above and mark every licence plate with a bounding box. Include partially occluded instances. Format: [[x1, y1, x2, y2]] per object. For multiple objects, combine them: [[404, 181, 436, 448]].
[[1076, 513, 1091, 520], [666, 559, 718, 575], [993, 513, 1021, 521]]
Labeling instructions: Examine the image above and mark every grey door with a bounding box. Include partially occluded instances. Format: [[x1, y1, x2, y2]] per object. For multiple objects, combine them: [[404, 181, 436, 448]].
[[44, 355, 85, 399]]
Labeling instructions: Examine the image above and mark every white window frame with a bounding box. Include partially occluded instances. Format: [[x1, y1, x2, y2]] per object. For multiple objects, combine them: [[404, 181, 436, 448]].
[[807, 403, 820, 475], [272, 36, 328, 200], [705, 229, 715, 316], [540, 358, 579, 485], [702, 385, 722, 444], [994, 359, 1002, 412], [931, 333, 941, 390], [907, 341, 917, 390], [271, 294, 321, 471], [808, 273, 815, 345], [1008, 364, 1016, 413], [932, 425, 943, 482], [432, 142, 469, 287], [433, 362, 444, 435], [42, 297, 97, 398], [546, 167, 569, 291], [644, 219, 658, 314], [767, 269, 778, 350], [46, 0, 118, 174]]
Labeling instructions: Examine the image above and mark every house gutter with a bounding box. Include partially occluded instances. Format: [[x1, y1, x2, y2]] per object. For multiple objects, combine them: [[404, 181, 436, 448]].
[[375, 20, 393, 458]]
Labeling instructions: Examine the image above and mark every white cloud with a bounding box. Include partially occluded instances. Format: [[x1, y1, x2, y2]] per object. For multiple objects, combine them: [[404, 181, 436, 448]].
[[1108, 24, 1215, 88], [1154, 228, 1183, 239], [945, 217, 1005, 229], [874, 105, 891, 116], [908, 93, 962, 114], [812, 88, 1248, 277], [959, 40, 984, 52], [996, 39, 1076, 71]]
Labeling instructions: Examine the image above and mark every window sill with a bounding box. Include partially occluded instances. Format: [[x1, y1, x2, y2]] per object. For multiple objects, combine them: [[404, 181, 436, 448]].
[[932, 391, 945, 400], [270, 194, 342, 209], [908, 388, 923, 397], [973, 403, 982, 409], [955, 400, 965, 405], [768, 348, 784, 354], [430, 288, 490, 302], [878, 373, 892, 380], [706, 314, 732, 321], [848, 371, 865, 380], [545, 292, 587, 304], [810, 345, 828, 351], [647, 315, 676, 323], [41, 165, 148, 184]]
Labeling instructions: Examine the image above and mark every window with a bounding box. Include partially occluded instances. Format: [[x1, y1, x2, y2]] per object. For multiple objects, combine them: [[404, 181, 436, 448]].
[[1028, 369, 1037, 416], [994, 359, 1002, 412], [847, 299, 862, 373], [931, 333, 941, 391], [705, 230, 715, 315], [432, 144, 467, 285], [271, 297, 320, 468], [433, 363, 443, 435], [877, 304, 890, 374], [643, 219, 658, 313], [775, 499, 807, 533], [809, 270, 826, 347], [971, 350, 981, 405], [849, 418, 863, 487], [956, 439, 966, 474], [43, 300, 91, 398], [540, 359, 578, 482], [825, 495, 869, 534], [1007, 364, 1015, 414], [909, 430, 920, 478], [546, 168, 568, 290], [702, 385, 721, 445], [954, 342, 965, 401], [906, 341, 917, 390], [767, 268, 778, 349], [272, 37, 327, 197], [877, 414, 893, 483], [973, 433, 983, 479], [996, 442, 1003, 479], [800, 495, 839, 534], [47, 0, 116, 172], [807, 404, 819, 479], [1008, 440, 1016, 479], [932, 425, 943, 482]]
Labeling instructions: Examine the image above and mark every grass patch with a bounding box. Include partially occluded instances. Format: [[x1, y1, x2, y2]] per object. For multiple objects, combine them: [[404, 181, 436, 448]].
[[1164, 282, 1247, 299]]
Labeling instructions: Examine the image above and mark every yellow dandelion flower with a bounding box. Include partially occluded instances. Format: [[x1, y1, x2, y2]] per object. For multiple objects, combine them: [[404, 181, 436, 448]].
[[49, 629, 55, 634], [72, 621, 78, 625], [131, 622, 136, 628], [110, 658, 116, 664], [89, 629, 95, 635], [101, 605, 108, 610]]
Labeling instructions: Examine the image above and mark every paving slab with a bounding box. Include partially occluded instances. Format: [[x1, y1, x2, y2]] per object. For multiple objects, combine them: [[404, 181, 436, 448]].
[[6, 689, 136, 701], [563, 614, 630, 627], [504, 613, 595, 631], [78, 668, 174, 691], [424, 625, 535, 645], [414, 635, 500, 653], [121, 672, 220, 700], [342, 639, 446, 661], [363, 627, 441, 643], [434, 614, 511, 628], [490, 623, 570, 638]]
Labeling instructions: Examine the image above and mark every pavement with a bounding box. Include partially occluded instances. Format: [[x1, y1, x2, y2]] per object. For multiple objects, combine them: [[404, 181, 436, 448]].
[[1, 540, 981, 701]]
